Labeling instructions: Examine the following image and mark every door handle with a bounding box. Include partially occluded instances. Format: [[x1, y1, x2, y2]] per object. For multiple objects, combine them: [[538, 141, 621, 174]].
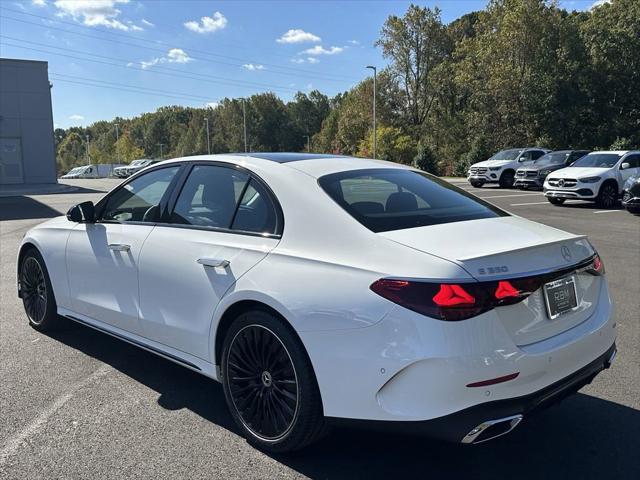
[[197, 257, 230, 268], [108, 243, 131, 252]]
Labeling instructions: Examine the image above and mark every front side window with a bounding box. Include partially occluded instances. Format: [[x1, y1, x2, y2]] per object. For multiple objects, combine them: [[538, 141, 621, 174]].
[[101, 166, 179, 223], [535, 152, 569, 166], [622, 154, 640, 169], [319, 168, 508, 233], [489, 149, 523, 161], [530, 150, 545, 160]]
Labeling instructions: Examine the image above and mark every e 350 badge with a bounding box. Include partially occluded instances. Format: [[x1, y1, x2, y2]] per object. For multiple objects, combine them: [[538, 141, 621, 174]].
[[478, 265, 509, 275]]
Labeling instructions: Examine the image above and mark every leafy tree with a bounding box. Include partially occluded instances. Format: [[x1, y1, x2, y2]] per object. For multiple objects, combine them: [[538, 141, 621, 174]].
[[115, 132, 145, 162], [413, 143, 439, 175]]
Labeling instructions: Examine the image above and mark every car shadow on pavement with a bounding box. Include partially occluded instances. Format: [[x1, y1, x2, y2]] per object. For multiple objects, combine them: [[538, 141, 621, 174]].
[[46, 319, 639, 480], [0, 196, 64, 221]]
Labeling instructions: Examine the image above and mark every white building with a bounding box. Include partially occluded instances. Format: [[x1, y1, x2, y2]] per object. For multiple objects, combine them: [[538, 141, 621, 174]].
[[0, 58, 57, 185]]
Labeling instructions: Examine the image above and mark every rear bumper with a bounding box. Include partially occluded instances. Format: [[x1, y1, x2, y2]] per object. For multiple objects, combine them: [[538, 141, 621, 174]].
[[327, 342, 616, 443]]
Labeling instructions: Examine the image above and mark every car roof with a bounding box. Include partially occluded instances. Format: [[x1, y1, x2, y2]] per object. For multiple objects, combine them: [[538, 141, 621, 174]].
[[587, 151, 629, 155], [154, 153, 412, 178]]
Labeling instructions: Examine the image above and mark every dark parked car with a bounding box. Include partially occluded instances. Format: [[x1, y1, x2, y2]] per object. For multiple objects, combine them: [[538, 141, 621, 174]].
[[622, 175, 640, 214], [514, 150, 590, 189]]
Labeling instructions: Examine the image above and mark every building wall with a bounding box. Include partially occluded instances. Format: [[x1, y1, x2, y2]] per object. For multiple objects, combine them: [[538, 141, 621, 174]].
[[0, 58, 57, 185]]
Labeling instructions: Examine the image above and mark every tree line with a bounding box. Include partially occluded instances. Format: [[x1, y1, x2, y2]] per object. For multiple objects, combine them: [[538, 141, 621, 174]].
[[55, 0, 639, 176]]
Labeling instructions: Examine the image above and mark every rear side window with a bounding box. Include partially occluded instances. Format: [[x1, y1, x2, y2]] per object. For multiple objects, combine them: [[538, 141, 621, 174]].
[[319, 168, 508, 233], [231, 180, 278, 234]]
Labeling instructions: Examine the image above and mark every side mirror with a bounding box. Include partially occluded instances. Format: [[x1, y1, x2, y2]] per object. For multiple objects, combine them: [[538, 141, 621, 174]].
[[620, 162, 630, 170], [66, 201, 95, 223]]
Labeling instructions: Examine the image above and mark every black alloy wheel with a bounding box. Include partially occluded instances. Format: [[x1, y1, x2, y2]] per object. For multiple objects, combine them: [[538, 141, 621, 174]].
[[221, 310, 326, 452], [20, 249, 58, 330], [226, 324, 299, 440], [499, 170, 515, 188], [596, 183, 618, 209], [21, 257, 47, 325]]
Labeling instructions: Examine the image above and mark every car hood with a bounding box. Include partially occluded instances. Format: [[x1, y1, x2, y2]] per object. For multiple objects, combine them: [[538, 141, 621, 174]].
[[472, 159, 513, 168], [548, 167, 608, 178], [379, 216, 593, 280], [518, 164, 563, 172]]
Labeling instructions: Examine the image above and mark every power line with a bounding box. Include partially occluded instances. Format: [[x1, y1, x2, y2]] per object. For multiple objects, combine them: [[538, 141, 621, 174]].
[[1, 39, 301, 94], [0, 8, 361, 83]]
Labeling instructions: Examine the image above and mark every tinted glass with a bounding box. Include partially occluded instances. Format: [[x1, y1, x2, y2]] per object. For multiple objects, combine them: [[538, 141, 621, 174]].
[[101, 166, 179, 223], [490, 149, 523, 161], [231, 179, 278, 234], [171, 165, 249, 228], [572, 153, 622, 168], [535, 152, 570, 165], [623, 154, 639, 168], [319, 169, 508, 233]]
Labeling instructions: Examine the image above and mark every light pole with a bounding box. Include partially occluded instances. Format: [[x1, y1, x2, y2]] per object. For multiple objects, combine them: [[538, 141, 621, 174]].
[[114, 123, 119, 175], [204, 118, 211, 155], [242, 99, 248, 153], [303, 135, 310, 153], [85, 134, 90, 163], [157, 143, 165, 159], [366, 65, 377, 159]]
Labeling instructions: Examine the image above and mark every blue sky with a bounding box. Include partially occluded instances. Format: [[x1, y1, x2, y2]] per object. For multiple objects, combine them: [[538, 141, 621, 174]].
[[1, 0, 601, 129]]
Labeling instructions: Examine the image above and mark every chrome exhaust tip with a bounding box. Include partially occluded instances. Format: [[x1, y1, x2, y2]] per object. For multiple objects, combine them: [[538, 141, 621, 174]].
[[461, 414, 523, 444]]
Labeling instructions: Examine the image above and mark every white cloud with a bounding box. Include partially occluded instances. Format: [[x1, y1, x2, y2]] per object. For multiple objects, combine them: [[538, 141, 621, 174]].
[[32, 0, 47, 6], [290, 57, 320, 64], [591, 0, 611, 8], [348, 40, 360, 45], [306, 57, 319, 64], [53, 0, 144, 31], [302, 45, 343, 56], [140, 48, 193, 69], [167, 48, 192, 63], [69, 114, 84, 121], [290, 58, 305, 64], [242, 63, 265, 71], [141, 18, 154, 27], [276, 29, 320, 44], [184, 11, 227, 33]]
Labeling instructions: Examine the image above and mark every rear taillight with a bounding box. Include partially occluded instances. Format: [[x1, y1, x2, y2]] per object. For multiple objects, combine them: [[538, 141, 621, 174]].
[[370, 279, 492, 321], [587, 254, 605, 275]]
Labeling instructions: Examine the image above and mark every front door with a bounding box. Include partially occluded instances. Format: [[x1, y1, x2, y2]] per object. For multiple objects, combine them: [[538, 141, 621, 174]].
[[138, 164, 281, 360], [66, 166, 180, 334], [0, 138, 24, 184]]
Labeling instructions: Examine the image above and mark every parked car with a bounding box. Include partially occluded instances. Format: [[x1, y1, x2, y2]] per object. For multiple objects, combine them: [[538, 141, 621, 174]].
[[60, 164, 119, 179], [622, 174, 640, 214], [514, 150, 590, 189], [544, 151, 640, 208], [467, 147, 550, 188], [126, 159, 159, 177], [19, 153, 616, 452], [113, 164, 130, 178]]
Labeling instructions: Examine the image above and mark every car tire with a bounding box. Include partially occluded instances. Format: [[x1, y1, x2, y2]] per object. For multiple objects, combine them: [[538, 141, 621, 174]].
[[19, 248, 59, 331], [470, 180, 484, 188], [499, 170, 515, 188], [596, 182, 618, 209], [547, 197, 565, 206], [221, 309, 327, 453]]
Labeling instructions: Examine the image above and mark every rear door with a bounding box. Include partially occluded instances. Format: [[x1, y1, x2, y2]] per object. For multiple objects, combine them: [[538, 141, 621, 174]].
[[137, 163, 282, 360]]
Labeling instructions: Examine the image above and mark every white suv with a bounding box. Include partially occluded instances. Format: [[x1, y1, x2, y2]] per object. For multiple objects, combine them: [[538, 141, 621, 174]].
[[467, 148, 549, 188], [544, 151, 640, 208]]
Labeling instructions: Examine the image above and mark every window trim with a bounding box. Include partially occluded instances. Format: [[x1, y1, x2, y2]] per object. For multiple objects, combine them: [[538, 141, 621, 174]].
[[163, 160, 284, 238], [94, 163, 186, 225]]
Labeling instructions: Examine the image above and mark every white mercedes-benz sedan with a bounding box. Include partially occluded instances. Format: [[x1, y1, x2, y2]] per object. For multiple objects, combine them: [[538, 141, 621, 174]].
[[18, 153, 616, 451]]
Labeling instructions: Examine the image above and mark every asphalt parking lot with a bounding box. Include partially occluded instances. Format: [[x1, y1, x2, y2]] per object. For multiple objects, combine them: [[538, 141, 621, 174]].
[[1, 178, 638, 479]]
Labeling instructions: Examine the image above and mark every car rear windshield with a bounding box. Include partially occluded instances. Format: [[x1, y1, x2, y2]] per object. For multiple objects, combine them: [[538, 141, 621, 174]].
[[319, 168, 508, 233], [572, 153, 621, 168]]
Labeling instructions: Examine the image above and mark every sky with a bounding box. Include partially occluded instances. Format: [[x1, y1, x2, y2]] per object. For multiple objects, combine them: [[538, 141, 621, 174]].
[[0, 0, 603, 129]]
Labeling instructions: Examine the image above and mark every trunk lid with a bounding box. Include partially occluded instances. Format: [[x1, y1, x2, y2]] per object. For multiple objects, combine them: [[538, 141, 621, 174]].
[[379, 216, 599, 345]]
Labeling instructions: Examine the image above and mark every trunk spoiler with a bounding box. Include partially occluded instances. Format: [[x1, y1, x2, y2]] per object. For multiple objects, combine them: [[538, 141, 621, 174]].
[[456, 235, 588, 262]]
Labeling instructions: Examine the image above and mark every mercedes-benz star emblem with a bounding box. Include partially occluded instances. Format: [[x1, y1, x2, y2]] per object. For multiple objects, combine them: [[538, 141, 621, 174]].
[[558, 179, 565, 187], [561, 246, 572, 262]]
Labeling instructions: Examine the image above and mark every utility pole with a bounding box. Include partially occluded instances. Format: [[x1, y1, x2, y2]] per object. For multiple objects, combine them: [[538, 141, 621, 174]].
[[157, 143, 165, 159], [204, 117, 211, 155], [303, 135, 310, 153], [85, 134, 90, 163], [242, 98, 248, 153], [366, 65, 377, 159], [114, 123, 119, 175]]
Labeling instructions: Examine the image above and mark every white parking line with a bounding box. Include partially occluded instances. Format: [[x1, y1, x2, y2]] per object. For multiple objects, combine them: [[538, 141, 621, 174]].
[[593, 210, 623, 214], [478, 192, 543, 199], [510, 201, 550, 206]]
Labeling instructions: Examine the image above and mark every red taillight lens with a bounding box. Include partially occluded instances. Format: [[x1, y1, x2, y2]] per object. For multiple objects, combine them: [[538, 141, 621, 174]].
[[432, 284, 476, 306], [370, 279, 489, 321], [588, 254, 605, 275], [494, 280, 520, 300]]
